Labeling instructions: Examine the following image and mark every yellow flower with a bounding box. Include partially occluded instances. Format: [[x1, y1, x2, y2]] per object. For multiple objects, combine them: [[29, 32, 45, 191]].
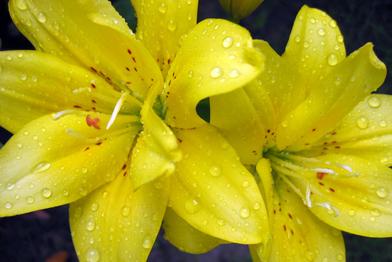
[[0, 0, 269, 260], [219, 0, 264, 21], [169, 6, 391, 261]]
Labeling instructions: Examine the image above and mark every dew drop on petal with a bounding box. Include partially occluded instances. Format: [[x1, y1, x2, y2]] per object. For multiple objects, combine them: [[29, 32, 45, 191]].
[[368, 96, 381, 108], [327, 54, 338, 66], [158, 3, 167, 13], [86, 220, 96, 231], [121, 206, 130, 217], [240, 207, 250, 218], [222, 36, 233, 48], [142, 237, 152, 249], [37, 12, 47, 23], [356, 117, 368, 129], [228, 69, 240, 78], [86, 248, 100, 262], [41, 188, 52, 198], [318, 28, 326, 36], [210, 67, 222, 79], [33, 162, 51, 173], [185, 199, 200, 214], [16, 0, 27, 10], [4, 202, 13, 209], [376, 187, 388, 198], [209, 166, 221, 177]]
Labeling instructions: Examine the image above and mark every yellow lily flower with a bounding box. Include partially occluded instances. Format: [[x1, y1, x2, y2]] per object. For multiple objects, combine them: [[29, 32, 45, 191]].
[[0, 0, 270, 260], [219, 0, 264, 21], [168, 5, 391, 261]]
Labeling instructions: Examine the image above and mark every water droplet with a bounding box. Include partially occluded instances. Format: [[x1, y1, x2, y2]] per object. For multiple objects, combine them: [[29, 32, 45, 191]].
[[4, 202, 13, 209], [327, 54, 338, 66], [187, 70, 193, 78], [209, 166, 221, 177], [20, 74, 27, 81], [81, 167, 88, 174], [158, 3, 167, 13], [329, 20, 337, 28], [210, 67, 222, 78], [26, 196, 35, 204], [253, 202, 261, 210], [91, 203, 99, 212], [33, 162, 51, 173], [228, 69, 240, 78], [6, 183, 15, 191], [318, 28, 326, 36], [348, 210, 355, 216], [242, 181, 249, 188], [222, 36, 233, 48], [337, 35, 344, 43], [303, 41, 309, 48], [142, 237, 152, 249], [240, 207, 250, 218], [86, 220, 96, 231], [185, 199, 200, 214], [217, 219, 225, 226], [379, 120, 387, 128], [294, 35, 301, 43], [86, 248, 100, 262], [37, 12, 47, 23], [122, 206, 130, 217], [370, 209, 381, 217], [41, 188, 52, 198], [16, 0, 27, 10], [356, 117, 368, 129], [376, 187, 388, 198], [368, 96, 381, 108], [167, 20, 176, 31]]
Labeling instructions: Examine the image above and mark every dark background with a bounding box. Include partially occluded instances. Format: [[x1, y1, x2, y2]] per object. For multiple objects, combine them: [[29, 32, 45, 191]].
[[0, 0, 391, 261]]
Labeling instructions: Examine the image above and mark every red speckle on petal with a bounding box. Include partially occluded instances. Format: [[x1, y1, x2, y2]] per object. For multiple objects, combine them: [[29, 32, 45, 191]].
[[317, 172, 327, 180], [86, 115, 100, 129]]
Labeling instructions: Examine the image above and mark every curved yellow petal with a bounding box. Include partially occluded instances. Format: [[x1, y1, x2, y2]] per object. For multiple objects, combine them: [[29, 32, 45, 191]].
[[283, 5, 346, 91], [131, 0, 198, 75], [0, 51, 141, 133], [163, 208, 225, 254], [304, 94, 392, 166], [0, 112, 139, 216], [164, 19, 264, 129], [9, 0, 162, 99], [277, 43, 386, 150], [283, 153, 392, 237], [70, 174, 169, 262], [169, 125, 269, 244], [219, 0, 264, 21], [130, 83, 181, 188], [250, 178, 345, 262]]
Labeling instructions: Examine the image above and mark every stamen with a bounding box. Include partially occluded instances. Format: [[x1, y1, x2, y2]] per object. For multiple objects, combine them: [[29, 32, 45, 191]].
[[106, 92, 128, 130], [52, 110, 76, 120], [305, 184, 312, 208]]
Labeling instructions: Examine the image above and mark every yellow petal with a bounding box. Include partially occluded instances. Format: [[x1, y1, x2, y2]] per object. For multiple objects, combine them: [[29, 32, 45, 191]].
[[0, 112, 139, 216], [163, 208, 225, 254], [164, 19, 264, 129], [283, 5, 346, 91], [277, 43, 386, 150], [131, 0, 198, 75], [130, 83, 181, 188], [169, 125, 269, 244], [250, 177, 345, 262], [279, 153, 392, 237], [304, 94, 392, 166], [9, 0, 162, 99], [219, 0, 264, 21], [0, 51, 141, 133], [70, 174, 169, 262], [210, 88, 265, 164]]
